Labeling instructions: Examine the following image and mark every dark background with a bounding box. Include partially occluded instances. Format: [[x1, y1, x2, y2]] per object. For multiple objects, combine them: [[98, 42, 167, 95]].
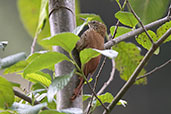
[[0, 0, 171, 114]]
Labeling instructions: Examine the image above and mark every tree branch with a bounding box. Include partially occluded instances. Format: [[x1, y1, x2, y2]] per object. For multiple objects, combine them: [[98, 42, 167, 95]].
[[126, 0, 154, 44], [97, 59, 116, 95], [86, 57, 107, 114], [136, 59, 171, 80], [49, 0, 82, 110], [104, 15, 171, 49], [13, 89, 48, 110], [103, 27, 171, 114], [112, 0, 127, 39]]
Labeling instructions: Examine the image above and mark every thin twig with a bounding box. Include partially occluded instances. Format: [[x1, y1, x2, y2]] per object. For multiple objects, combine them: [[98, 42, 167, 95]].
[[104, 15, 171, 49], [29, 30, 41, 91], [30, 30, 41, 54], [94, 57, 107, 90], [13, 89, 49, 110], [112, 0, 127, 39], [126, 0, 154, 44], [103, 27, 171, 114], [86, 57, 107, 114], [97, 59, 116, 95], [136, 59, 171, 80], [112, 21, 120, 39], [83, 74, 109, 112]]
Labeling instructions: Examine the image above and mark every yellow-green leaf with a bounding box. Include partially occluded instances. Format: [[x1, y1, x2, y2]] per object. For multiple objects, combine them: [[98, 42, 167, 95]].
[[115, 11, 138, 28], [0, 76, 14, 109], [24, 52, 70, 76], [157, 21, 171, 43], [136, 30, 160, 55], [113, 42, 146, 84], [40, 32, 80, 53]]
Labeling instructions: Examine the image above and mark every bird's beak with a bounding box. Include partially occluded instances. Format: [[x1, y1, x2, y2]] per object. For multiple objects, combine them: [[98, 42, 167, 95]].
[[80, 17, 86, 22]]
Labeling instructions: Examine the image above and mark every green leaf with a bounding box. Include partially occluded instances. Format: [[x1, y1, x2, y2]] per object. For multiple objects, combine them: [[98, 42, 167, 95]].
[[157, 21, 171, 43], [12, 102, 47, 114], [0, 52, 26, 69], [17, 0, 50, 49], [110, 26, 132, 38], [112, 42, 146, 84], [0, 110, 16, 114], [115, 11, 138, 28], [93, 49, 118, 59], [31, 83, 46, 91], [0, 76, 14, 109], [39, 110, 65, 114], [36, 0, 48, 33], [80, 48, 100, 66], [76, 13, 104, 26], [25, 72, 51, 87], [47, 71, 74, 102], [136, 30, 160, 55], [129, 0, 170, 24], [23, 52, 70, 76], [40, 32, 80, 53], [0, 41, 8, 51], [27, 52, 43, 63], [3, 61, 28, 74], [10, 82, 21, 88], [96, 92, 113, 107], [83, 94, 91, 101], [96, 92, 127, 107]]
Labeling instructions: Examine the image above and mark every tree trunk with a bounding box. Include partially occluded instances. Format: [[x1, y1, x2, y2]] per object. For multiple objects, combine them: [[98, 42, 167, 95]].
[[48, 0, 82, 110]]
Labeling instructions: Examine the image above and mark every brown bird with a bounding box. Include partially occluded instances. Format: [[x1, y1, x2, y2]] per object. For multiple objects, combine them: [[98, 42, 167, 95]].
[[71, 20, 106, 100]]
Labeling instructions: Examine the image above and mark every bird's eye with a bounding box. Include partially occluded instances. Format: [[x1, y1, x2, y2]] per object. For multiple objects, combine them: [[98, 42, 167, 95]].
[[92, 21, 96, 24]]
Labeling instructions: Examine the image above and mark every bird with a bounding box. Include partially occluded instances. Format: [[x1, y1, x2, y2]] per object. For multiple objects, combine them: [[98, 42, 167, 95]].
[[71, 20, 106, 100]]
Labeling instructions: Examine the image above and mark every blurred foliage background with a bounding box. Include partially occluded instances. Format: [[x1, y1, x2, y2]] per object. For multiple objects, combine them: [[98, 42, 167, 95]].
[[0, 0, 171, 114]]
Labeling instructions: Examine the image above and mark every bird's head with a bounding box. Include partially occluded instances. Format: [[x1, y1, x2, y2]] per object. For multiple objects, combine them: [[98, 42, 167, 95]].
[[88, 20, 106, 37]]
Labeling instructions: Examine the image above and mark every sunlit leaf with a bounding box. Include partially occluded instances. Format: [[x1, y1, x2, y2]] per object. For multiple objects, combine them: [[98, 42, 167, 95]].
[[96, 92, 113, 107], [110, 26, 132, 38], [157, 21, 171, 43], [23, 52, 70, 76], [17, 0, 50, 49], [80, 48, 100, 66], [112, 42, 146, 84], [25, 72, 51, 87], [10, 82, 21, 88], [96, 92, 127, 107], [136, 30, 160, 55], [47, 71, 74, 102], [0, 76, 14, 109], [40, 32, 80, 53], [83, 94, 91, 101], [129, 0, 170, 24], [36, 0, 48, 33], [115, 11, 138, 27], [3, 61, 28, 74]]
